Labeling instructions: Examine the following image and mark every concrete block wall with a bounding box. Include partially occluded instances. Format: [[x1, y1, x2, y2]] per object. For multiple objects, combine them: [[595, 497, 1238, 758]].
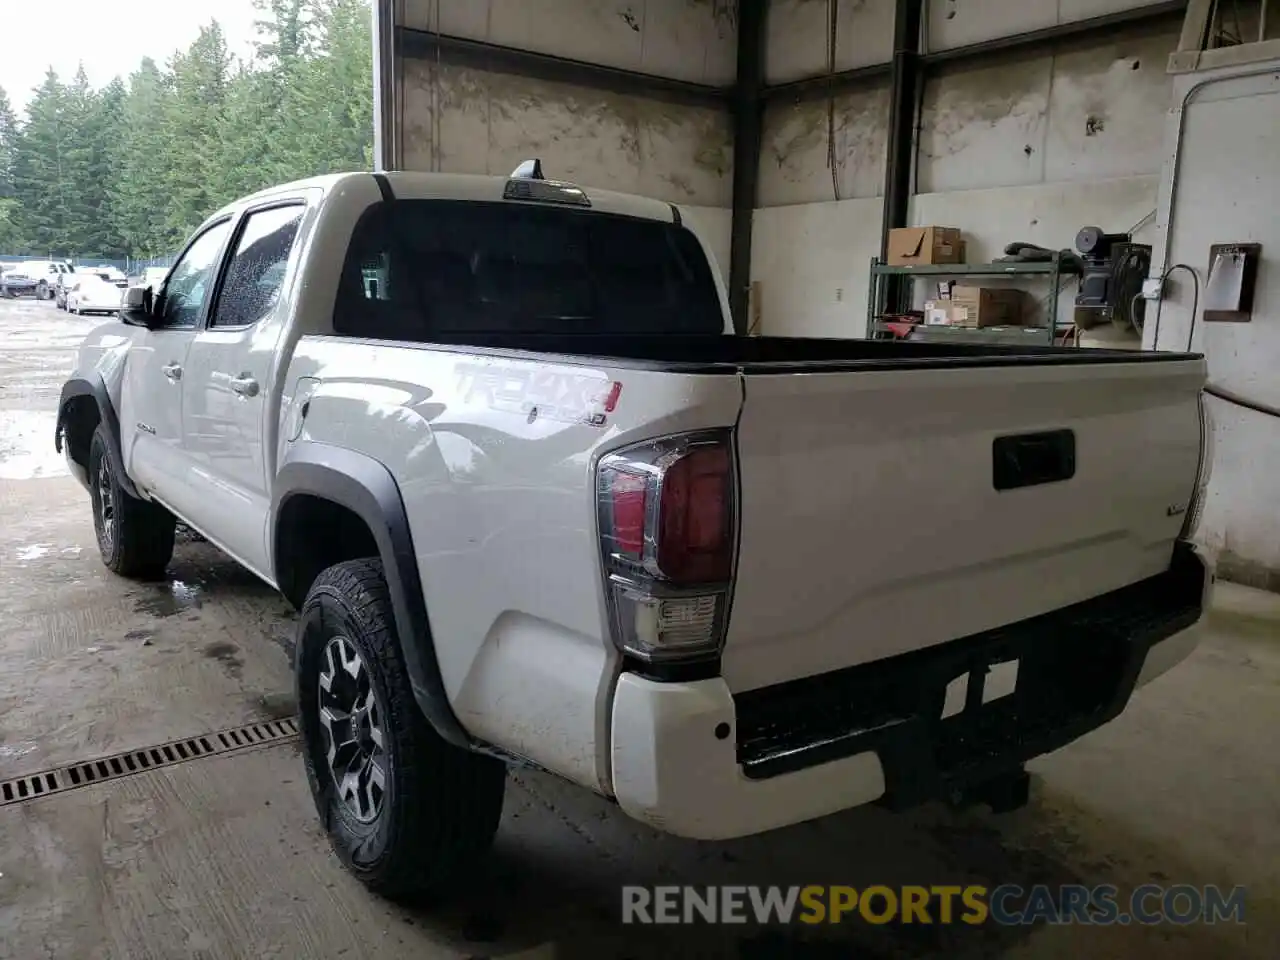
[[751, 0, 1180, 338], [395, 0, 737, 272]]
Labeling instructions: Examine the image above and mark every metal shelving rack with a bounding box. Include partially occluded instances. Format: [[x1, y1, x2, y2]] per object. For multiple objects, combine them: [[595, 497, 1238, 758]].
[[867, 256, 1071, 345]]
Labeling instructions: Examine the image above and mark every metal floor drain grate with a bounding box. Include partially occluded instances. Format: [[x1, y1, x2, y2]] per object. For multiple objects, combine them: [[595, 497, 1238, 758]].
[[0, 717, 299, 807]]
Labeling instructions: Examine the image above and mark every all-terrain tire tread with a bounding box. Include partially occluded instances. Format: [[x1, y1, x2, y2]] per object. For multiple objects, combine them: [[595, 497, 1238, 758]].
[[89, 427, 175, 579], [301, 558, 505, 902]]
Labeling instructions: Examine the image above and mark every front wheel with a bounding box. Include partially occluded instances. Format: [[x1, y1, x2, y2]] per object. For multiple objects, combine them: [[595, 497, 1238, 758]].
[[88, 426, 176, 578], [296, 558, 507, 903]]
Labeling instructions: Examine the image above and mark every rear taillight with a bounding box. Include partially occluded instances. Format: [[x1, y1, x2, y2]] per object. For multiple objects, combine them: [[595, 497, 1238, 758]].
[[596, 430, 736, 665]]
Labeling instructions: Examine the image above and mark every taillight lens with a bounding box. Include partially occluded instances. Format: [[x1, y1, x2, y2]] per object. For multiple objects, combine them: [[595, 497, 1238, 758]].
[[597, 431, 737, 664], [658, 445, 732, 582], [608, 471, 648, 557]]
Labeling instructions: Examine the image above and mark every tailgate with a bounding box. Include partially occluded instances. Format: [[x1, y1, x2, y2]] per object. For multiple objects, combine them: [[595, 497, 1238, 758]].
[[724, 357, 1205, 693]]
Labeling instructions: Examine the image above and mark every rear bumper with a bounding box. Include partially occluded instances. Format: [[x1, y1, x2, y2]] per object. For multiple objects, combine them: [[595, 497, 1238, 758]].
[[609, 542, 1211, 840]]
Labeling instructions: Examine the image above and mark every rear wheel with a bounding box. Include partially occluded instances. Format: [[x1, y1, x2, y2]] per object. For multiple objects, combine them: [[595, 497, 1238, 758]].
[[89, 427, 175, 578], [296, 558, 506, 903]]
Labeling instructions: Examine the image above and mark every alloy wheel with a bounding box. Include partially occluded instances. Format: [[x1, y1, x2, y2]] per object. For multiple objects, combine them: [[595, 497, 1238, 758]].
[[318, 635, 388, 823], [95, 454, 115, 554]]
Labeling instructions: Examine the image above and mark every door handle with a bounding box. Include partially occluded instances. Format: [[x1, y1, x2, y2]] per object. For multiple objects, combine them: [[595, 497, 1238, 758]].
[[162, 363, 183, 381], [230, 375, 260, 398]]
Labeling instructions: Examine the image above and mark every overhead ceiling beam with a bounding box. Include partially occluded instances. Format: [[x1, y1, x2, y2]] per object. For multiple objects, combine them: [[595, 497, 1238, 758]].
[[762, 62, 893, 105], [398, 27, 733, 110], [921, 0, 1188, 68], [762, 0, 1188, 104]]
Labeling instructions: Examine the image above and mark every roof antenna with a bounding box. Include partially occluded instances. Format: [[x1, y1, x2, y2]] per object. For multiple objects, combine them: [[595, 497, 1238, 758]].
[[511, 159, 544, 180]]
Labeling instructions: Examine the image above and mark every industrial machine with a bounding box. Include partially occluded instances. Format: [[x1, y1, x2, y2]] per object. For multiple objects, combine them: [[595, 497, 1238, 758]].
[[1073, 225, 1151, 333]]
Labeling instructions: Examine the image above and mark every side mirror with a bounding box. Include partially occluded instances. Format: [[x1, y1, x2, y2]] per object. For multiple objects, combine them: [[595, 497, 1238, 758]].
[[120, 284, 157, 328]]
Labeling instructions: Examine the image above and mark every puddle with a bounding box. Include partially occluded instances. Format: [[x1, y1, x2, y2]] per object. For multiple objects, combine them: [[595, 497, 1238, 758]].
[[134, 579, 205, 617], [0, 410, 68, 480], [204, 641, 244, 680], [15, 543, 51, 561]]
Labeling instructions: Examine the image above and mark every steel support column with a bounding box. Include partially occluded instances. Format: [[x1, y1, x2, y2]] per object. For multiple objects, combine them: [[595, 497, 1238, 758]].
[[728, 0, 768, 335], [372, 0, 401, 171], [880, 0, 924, 314]]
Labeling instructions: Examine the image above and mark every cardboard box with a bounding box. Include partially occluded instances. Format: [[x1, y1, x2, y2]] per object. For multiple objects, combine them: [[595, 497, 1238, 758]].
[[886, 226, 964, 266], [948, 285, 1024, 328], [923, 300, 958, 326]]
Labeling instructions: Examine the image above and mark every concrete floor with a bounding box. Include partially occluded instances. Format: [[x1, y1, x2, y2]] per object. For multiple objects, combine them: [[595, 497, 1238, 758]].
[[0, 297, 1278, 960]]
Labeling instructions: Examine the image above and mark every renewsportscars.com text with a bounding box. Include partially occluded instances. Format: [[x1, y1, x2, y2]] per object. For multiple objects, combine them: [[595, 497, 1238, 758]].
[[621, 884, 1246, 927]]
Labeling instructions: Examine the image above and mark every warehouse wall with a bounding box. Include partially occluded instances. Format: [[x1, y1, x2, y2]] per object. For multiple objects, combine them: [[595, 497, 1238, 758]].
[[1143, 60, 1280, 585], [752, 0, 1179, 337], [395, 0, 737, 270]]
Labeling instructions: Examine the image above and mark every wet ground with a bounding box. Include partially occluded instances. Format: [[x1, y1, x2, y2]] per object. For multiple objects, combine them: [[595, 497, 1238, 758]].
[[1, 297, 1278, 959]]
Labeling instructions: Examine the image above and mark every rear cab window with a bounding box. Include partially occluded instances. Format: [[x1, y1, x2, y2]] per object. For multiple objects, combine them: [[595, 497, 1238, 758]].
[[333, 200, 723, 341]]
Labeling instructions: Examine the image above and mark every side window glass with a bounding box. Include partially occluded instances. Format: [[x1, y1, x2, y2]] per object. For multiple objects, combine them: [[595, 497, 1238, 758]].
[[210, 205, 305, 329], [158, 221, 233, 329]]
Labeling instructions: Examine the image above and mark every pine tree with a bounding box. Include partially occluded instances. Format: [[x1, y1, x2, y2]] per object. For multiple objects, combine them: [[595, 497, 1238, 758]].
[[0, 86, 17, 199], [0, 86, 19, 251], [11, 70, 72, 256], [4, 1, 374, 259], [162, 22, 233, 244], [59, 66, 102, 254], [110, 58, 175, 257]]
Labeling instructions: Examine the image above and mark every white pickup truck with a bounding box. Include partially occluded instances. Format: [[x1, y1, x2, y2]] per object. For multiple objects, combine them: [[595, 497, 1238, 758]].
[[57, 164, 1213, 901]]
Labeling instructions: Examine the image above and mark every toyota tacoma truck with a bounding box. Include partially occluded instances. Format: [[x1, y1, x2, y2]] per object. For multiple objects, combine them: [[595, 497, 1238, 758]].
[[56, 164, 1214, 901]]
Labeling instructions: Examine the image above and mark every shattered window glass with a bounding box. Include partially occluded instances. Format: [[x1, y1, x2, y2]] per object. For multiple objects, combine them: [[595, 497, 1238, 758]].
[[210, 205, 305, 328]]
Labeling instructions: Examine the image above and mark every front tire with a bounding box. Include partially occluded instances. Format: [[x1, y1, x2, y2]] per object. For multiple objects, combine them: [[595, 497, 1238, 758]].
[[89, 426, 176, 578], [296, 558, 506, 903]]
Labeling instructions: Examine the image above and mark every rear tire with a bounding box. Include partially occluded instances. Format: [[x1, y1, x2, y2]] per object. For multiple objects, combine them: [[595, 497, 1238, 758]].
[[89, 426, 175, 578], [296, 558, 506, 903]]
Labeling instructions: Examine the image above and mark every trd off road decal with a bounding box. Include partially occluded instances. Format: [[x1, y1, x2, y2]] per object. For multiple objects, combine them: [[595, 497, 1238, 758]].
[[456, 362, 622, 427]]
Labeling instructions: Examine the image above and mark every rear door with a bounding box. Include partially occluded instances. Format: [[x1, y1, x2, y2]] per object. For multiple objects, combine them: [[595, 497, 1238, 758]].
[[722, 357, 1206, 693], [178, 200, 307, 578]]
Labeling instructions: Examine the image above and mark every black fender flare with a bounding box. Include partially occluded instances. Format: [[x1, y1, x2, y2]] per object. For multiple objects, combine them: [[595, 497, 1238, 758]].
[[57, 376, 140, 499], [272, 442, 472, 750]]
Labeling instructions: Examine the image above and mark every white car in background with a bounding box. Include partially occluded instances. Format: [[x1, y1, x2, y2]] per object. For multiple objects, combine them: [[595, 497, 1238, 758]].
[[95, 265, 129, 288], [27, 259, 74, 299], [66, 274, 125, 315]]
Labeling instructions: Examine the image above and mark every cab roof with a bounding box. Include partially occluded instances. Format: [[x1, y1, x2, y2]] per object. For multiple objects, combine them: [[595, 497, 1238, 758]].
[[212, 169, 679, 226]]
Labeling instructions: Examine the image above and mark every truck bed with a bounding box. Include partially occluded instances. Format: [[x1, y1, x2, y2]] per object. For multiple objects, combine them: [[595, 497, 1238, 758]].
[[383, 331, 1201, 372]]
